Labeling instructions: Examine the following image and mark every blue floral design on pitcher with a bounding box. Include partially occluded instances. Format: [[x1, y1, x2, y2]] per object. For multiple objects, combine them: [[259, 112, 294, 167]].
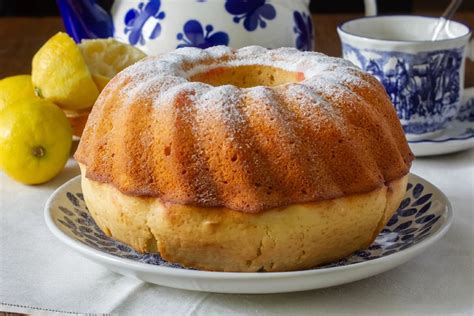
[[124, 0, 166, 45], [342, 44, 464, 134], [293, 11, 314, 51], [225, 0, 276, 31], [177, 20, 229, 49]]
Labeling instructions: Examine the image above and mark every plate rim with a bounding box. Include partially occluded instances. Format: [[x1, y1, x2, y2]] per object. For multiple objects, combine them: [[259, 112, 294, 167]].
[[408, 133, 474, 144], [408, 135, 474, 157], [407, 116, 474, 144], [44, 173, 453, 280]]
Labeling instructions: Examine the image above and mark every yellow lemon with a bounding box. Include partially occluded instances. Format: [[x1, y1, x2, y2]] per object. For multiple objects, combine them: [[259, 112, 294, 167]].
[[79, 38, 146, 91], [0, 75, 38, 111], [0, 99, 72, 184], [32, 32, 99, 111]]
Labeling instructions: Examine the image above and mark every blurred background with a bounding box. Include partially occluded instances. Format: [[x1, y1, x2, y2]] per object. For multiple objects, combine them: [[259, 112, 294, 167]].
[[0, 0, 473, 16]]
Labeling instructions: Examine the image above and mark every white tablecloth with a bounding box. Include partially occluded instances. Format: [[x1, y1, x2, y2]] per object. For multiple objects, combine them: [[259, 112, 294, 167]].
[[1, 149, 473, 315]]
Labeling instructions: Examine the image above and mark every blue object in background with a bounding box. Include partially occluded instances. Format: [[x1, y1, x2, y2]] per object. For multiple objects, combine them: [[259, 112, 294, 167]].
[[56, 0, 114, 42], [55, 0, 312, 55]]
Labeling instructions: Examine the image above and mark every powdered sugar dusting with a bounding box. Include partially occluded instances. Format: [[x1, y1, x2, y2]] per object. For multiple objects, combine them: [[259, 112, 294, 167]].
[[109, 45, 369, 119], [281, 83, 346, 131], [195, 85, 246, 139]]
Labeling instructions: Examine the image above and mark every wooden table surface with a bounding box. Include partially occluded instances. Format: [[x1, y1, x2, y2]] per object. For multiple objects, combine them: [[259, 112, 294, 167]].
[[0, 13, 473, 85]]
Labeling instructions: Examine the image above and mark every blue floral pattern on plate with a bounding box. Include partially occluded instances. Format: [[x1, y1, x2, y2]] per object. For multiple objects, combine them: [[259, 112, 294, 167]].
[[177, 20, 229, 49], [342, 44, 464, 135], [293, 11, 313, 51], [225, 0, 276, 31], [54, 177, 443, 270], [124, 0, 166, 45]]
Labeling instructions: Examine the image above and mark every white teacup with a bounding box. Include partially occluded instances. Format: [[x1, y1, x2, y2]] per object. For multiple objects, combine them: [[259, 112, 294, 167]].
[[338, 16, 473, 140]]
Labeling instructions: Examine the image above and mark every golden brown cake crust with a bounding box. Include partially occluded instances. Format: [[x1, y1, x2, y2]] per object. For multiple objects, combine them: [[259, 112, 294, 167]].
[[75, 46, 414, 212], [80, 164, 408, 272]]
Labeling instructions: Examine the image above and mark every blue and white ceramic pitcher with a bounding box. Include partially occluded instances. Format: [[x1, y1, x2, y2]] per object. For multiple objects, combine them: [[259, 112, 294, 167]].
[[57, 0, 314, 55]]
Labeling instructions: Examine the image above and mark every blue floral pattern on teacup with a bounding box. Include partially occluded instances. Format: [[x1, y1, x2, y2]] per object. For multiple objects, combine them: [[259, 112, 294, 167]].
[[293, 11, 313, 51], [177, 20, 229, 49], [225, 0, 276, 31], [55, 178, 442, 270], [457, 96, 474, 122], [342, 44, 464, 135], [124, 0, 166, 45]]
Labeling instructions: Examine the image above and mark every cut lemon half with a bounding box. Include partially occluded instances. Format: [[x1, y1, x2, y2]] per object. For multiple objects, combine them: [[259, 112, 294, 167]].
[[32, 32, 99, 111], [79, 38, 146, 91]]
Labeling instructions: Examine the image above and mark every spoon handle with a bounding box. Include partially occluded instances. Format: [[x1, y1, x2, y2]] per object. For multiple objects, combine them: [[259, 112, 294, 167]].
[[431, 0, 464, 41]]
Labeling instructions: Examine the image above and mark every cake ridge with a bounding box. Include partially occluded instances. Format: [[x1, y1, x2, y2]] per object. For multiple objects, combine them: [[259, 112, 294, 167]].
[[75, 46, 414, 212]]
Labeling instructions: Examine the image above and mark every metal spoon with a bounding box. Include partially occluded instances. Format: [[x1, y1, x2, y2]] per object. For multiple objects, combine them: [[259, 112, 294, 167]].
[[431, 0, 463, 41]]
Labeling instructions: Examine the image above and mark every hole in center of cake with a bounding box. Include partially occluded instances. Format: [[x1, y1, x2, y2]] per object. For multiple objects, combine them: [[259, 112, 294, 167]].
[[189, 65, 305, 88]]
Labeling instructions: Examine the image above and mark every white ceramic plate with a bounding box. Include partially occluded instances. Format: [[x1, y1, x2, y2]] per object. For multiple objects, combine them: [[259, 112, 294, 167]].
[[45, 173, 452, 294], [409, 88, 474, 157]]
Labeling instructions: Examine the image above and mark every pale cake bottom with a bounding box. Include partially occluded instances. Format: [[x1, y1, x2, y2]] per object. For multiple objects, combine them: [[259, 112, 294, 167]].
[[79, 164, 408, 272]]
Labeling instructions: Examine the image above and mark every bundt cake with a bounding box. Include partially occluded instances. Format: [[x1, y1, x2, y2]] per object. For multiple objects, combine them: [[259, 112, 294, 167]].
[[75, 46, 414, 272]]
